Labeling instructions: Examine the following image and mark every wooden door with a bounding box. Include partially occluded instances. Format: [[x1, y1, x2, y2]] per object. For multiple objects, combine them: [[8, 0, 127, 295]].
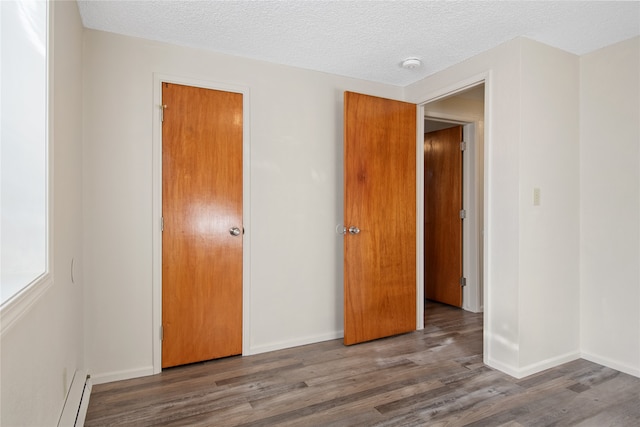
[[424, 126, 463, 307], [343, 92, 416, 345], [162, 83, 243, 368]]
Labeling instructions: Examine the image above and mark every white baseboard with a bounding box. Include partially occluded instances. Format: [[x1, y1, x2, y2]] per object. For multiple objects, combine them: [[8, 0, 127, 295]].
[[245, 330, 343, 356], [58, 370, 92, 427], [581, 351, 640, 378], [94, 334, 344, 384], [516, 351, 581, 378], [487, 351, 580, 379], [485, 357, 522, 378], [90, 365, 155, 385]]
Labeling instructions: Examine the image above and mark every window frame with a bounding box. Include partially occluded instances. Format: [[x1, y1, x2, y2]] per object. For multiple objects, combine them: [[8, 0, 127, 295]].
[[0, 0, 52, 335]]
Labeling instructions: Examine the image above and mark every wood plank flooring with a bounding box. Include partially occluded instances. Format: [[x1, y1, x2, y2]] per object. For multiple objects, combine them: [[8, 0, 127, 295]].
[[85, 301, 640, 426]]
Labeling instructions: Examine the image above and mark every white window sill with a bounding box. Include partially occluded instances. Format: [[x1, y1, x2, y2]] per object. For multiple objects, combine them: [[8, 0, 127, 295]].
[[1, 274, 53, 336]]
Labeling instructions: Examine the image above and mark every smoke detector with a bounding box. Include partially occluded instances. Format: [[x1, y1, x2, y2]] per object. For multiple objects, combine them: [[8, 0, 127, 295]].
[[401, 58, 422, 70]]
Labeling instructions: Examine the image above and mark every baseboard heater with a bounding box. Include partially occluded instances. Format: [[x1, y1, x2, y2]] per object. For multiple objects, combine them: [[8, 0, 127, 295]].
[[58, 370, 92, 427]]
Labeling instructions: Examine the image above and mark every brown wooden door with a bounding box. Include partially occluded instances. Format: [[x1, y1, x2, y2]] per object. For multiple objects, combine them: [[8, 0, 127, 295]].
[[343, 92, 416, 345], [162, 83, 243, 368], [424, 126, 463, 307]]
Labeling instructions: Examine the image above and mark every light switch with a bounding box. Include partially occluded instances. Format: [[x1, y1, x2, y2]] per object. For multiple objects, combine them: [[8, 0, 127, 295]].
[[533, 188, 541, 206]]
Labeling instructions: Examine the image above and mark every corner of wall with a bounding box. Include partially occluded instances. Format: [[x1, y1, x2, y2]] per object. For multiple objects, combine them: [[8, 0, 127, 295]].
[[578, 36, 640, 378]]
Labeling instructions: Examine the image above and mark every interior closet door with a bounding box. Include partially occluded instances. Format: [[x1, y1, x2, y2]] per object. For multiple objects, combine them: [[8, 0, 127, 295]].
[[162, 83, 243, 368], [424, 126, 463, 307]]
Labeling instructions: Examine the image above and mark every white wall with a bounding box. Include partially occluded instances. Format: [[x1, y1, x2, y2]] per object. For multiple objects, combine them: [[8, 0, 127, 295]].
[[405, 37, 581, 378], [580, 37, 640, 377], [0, 1, 84, 425], [82, 29, 402, 382], [82, 29, 640, 385], [518, 38, 580, 372]]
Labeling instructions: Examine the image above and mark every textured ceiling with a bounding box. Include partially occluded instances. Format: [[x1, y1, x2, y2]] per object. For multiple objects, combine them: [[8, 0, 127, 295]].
[[76, 1, 640, 86]]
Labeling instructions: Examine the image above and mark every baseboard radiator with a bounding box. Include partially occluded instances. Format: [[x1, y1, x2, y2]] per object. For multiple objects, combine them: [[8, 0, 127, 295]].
[[58, 370, 92, 427]]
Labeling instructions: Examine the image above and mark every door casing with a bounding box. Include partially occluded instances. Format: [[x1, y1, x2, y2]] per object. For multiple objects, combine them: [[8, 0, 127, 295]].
[[415, 74, 489, 365], [151, 74, 251, 374]]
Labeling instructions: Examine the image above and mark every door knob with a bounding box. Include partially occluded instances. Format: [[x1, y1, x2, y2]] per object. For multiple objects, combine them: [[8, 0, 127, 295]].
[[348, 226, 360, 235], [229, 227, 242, 236]]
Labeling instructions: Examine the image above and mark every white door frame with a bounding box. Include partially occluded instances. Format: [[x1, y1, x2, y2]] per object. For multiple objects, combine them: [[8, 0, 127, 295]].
[[151, 73, 252, 373], [415, 73, 489, 355]]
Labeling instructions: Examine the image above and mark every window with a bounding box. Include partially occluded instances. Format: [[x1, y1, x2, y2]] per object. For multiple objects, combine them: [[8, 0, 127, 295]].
[[0, 0, 49, 310]]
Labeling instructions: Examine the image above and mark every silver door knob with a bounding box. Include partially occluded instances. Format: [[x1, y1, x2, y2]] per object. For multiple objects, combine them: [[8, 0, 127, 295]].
[[348, 226, 360, 235], [229, 227, 242, 236]]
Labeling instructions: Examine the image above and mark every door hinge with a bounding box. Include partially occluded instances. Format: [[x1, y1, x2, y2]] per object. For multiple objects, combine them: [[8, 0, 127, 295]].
[[161, 216, 164, 232], [460, 277, 467, 287], [459, 209, 466, 219], [160, 104, 167, 122], [160, 325, 164, 341], [460, 141, 467, 151]]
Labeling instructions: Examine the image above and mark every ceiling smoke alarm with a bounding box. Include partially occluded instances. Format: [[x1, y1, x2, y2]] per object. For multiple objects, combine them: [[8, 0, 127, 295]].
[[401, 58, 422, 70]]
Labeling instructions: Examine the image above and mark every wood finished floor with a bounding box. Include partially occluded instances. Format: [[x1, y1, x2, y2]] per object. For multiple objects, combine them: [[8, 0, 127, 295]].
[[85, 301, 640, 426]]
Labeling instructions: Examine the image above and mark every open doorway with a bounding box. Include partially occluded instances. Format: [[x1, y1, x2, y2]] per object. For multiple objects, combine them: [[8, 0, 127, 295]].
[[423, 84, 485, 314]]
